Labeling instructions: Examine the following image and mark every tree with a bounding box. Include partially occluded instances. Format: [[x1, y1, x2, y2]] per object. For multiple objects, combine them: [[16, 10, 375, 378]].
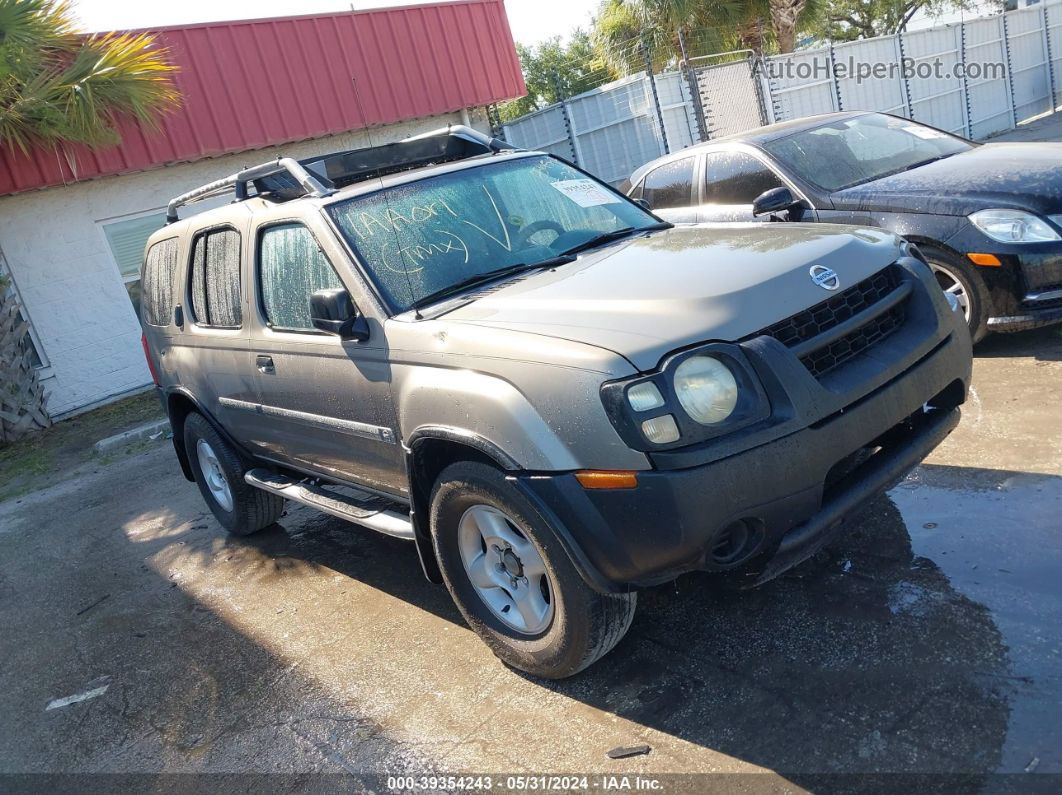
[[770, 0, 807, 53], [591, 0, 817, 74], [807, 0, 970, 42], [498, 30, 609, 121], [593, 0, 734, 75], [0, 0, 179, 444]]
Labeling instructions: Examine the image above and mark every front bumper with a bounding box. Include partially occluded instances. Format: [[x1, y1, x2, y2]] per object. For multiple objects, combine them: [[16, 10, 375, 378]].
[[941, 231, 1062, 331], [515, 311, 971, 592]]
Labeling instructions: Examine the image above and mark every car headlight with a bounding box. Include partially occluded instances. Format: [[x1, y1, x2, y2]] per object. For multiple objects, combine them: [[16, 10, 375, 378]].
[[969, 209, 1060, 243], [673, 355, 738, 425]]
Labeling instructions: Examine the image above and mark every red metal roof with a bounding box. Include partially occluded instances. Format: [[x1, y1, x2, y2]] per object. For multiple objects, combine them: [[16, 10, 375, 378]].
[[0, 0, 525, 196]]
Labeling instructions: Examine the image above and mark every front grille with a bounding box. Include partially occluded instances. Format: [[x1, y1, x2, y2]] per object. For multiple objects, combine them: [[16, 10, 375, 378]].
[[758, 265, 907, 378]]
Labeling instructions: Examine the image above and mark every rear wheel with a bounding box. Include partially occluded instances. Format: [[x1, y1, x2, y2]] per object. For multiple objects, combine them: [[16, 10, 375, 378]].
[[430, 461, 636, 679], [921, 246, 990, 343], [184, 412, 284, 535]]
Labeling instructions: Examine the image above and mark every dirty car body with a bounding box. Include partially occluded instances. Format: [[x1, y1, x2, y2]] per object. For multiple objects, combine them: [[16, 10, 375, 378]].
[[141, 126, 972, 678]]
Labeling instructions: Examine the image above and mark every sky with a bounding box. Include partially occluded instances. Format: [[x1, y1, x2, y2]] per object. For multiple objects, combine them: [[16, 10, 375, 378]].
[[74, 0, 599, 46]]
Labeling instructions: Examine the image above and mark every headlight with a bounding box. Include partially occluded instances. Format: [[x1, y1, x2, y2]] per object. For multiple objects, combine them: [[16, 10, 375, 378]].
[[969, 209, 1060, 243], [673, 355, 738, 425]]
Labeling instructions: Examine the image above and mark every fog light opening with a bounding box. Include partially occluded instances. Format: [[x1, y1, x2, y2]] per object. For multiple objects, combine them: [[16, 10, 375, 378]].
[[711, 519, 764, 567]]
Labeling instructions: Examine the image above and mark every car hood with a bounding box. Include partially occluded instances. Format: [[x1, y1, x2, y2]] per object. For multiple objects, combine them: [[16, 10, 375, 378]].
[[831, 143, 1062, 216], [445, 224, 903, 371]]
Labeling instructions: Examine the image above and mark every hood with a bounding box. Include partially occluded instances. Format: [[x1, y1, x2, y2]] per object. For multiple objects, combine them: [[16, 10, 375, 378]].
[[445, 224, 902, 371], [831, 143, 1062, 216]]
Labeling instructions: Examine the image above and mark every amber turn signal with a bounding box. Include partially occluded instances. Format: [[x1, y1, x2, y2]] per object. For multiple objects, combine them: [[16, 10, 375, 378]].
[[575, 470, 639, 489], [967, 253, 1002, 267]]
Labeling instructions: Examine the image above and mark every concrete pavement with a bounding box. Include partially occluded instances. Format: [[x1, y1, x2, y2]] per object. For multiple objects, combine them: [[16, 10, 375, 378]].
[[1, 327, 1061, 788]]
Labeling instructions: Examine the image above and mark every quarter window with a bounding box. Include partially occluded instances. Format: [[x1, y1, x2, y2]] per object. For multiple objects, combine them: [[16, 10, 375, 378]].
[[258, 224, 343, 331], [703, 151, 785, 205], [190, 228, 242, 328], [640, 157, 695, 210], [141, 238, 179, 327]]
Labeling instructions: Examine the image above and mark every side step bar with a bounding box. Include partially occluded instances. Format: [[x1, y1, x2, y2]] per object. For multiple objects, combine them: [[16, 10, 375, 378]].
[[244, 469, 414, 540]]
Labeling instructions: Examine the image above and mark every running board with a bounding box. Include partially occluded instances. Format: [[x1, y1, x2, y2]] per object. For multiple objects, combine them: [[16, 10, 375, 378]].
[[244, 469, 414, 540]]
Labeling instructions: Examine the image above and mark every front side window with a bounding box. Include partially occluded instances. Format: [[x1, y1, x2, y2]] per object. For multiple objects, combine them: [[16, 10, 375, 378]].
[[141, 237, 179, 327], [640, 157, 695, 210], [703, 151, 785, 204], [259, 224, 343, 330], [190, 227, 242, 328], [327, 155, 660, 311], [763, 113, 972, 191]]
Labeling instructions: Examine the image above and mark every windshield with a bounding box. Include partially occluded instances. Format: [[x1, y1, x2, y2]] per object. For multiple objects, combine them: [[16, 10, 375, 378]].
[[327, 155, 661, 311], [763, 113, 973, 191]]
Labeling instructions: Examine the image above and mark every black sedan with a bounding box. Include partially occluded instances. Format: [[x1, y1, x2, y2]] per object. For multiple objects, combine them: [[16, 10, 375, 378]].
[[625, 111, 1062, 341]]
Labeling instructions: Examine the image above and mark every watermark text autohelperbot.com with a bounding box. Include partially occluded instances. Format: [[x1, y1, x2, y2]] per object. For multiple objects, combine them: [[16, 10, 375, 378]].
[[756, 56, 1006, 85]]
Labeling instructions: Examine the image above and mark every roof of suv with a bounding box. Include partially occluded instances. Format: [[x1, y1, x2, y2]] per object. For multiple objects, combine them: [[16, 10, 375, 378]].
[[158, 125, 526, 234], [157, 149, 540, 242]]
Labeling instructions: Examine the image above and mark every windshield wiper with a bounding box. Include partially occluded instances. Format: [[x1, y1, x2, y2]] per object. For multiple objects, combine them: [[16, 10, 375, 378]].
[[900, 155, 947, 172], [557, 223, 671, 257], [410, 263, 537, 311], [408, 224, 671, 313]]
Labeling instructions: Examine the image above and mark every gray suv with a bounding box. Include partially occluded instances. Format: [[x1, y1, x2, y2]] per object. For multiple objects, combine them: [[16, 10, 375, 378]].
[[141, 126, 972, 678]]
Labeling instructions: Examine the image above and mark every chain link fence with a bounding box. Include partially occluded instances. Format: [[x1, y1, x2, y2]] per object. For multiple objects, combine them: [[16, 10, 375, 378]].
[[499, 0, 1062, 186]]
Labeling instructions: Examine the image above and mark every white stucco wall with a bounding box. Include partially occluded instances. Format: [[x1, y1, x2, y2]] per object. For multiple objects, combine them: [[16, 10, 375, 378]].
[[0, 110, 488, 417]]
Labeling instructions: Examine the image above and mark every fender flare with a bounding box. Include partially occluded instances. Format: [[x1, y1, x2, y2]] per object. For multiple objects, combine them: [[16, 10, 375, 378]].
[[163, 387, 254, 481]]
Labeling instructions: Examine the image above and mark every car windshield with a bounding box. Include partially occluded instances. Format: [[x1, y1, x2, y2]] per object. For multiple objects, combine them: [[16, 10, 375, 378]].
[[763, 113, 973, 191], [326, 155, 661, 311]]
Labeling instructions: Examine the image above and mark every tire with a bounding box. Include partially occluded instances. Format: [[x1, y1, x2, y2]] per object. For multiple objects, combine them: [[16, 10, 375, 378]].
[[184, 412, 284, 536], [430, 461, 636, 679], [920, 245, 991, 343]]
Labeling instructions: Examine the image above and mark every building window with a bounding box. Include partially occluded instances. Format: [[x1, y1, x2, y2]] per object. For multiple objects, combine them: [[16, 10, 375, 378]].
[[100, 211, 168, 317], [18, 307, 45, 369]]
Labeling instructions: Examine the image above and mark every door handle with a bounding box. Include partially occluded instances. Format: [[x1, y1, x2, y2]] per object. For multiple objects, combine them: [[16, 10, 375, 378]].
[[256, 355, 275, 374]]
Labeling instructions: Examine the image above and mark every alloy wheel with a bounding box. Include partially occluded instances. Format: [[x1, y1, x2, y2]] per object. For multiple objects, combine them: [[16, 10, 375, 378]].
[[929, 261, 972, 322], [196, 438, 234, 512], [456, 504, 554, 635]]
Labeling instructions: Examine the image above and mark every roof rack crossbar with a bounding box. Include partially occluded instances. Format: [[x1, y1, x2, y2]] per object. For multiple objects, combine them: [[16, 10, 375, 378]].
[[165, 126, 516, 223], [401, 124, 512, 151], [166, 157, 334, 223]]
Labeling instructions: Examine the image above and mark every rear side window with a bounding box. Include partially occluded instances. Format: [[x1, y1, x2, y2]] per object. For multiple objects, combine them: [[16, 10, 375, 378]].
[[640, 157, 695, 210], [190, 228, 242, 328], [141, 238, 178, 327], [703, 151, 784, 204], [258, 224, 343, 331]]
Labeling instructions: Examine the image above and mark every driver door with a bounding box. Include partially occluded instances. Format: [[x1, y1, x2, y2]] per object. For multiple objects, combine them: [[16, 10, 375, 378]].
[[246, 219, 406, 497]]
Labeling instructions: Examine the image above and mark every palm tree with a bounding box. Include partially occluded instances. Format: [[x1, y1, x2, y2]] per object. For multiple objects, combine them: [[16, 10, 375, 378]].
[[0, 0, 179, 444], [592, 0, 815, 74]]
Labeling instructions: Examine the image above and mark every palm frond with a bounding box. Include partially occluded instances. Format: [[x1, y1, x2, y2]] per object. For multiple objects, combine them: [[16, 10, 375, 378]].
[[0, 2, 180, 154], [0, 0, 76, 77]]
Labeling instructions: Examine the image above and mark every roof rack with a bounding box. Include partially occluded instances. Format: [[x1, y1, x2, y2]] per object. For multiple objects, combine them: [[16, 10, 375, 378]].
[[165, 125, 515, 223]]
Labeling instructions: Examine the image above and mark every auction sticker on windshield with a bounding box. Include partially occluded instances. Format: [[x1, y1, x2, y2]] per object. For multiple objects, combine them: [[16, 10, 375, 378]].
[[551, 179, 620, 207]]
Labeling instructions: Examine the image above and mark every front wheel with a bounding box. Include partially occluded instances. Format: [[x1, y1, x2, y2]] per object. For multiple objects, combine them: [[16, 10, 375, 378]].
[[921, 246, 991, 343], [430, 461, 636, 679]]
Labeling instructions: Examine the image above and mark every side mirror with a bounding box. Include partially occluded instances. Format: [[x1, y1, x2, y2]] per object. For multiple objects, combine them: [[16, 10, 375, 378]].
[[634, 197, 652, 211], [752, 186, 803, 220], [309, 288, 369, 340]]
